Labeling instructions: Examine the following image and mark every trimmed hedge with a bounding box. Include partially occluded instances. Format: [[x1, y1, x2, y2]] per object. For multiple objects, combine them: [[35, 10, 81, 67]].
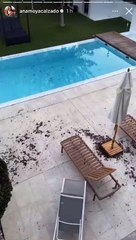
[[0, 160, 12, 219]]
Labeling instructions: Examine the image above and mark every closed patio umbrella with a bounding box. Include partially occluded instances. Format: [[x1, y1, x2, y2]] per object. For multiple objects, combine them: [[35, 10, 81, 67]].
[[108, 68, 132, 148]]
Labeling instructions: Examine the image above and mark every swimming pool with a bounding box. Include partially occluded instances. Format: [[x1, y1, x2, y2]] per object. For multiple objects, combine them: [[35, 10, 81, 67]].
[[0, 39, 136, 106]]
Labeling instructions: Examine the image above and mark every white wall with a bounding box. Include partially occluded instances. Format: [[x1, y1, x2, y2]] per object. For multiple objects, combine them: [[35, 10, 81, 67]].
[[74, 0, 136, 22], [74, 1, 83, 14], [88, 0, 121, 21], [121, 2, 136, 21]]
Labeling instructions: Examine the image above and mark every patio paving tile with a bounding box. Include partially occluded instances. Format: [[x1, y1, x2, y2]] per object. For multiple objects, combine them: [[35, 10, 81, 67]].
[[98, 227, 120, 240], [121, 230, 136, 240]]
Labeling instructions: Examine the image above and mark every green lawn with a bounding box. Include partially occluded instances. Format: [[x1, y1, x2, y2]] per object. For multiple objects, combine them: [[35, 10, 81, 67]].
[[0, 5, 129, 56]]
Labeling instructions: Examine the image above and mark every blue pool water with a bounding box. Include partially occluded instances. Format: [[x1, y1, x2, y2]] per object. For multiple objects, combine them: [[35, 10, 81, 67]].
[[0, 39, 136, 105]]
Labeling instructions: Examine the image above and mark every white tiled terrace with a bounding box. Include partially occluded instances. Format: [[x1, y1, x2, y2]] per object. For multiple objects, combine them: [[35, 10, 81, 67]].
[[0, 69, 136, 240]]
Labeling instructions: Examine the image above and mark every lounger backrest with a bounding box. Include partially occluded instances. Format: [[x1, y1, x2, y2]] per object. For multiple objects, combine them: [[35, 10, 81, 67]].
[[61, 179, 85, 197], [61, 135, 104, 177], [59, 195, 83, 224]]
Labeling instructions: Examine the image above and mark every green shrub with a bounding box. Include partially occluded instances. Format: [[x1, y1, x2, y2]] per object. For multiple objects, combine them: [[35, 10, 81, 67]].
[[0, 160, 12, 219]]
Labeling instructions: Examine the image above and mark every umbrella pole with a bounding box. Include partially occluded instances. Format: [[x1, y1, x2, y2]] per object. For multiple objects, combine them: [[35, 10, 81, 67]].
[[111, 124, 118, 149]]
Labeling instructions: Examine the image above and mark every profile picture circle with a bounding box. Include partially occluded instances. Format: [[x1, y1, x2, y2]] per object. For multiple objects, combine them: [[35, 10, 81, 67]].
[[4, 5, 16, 17]]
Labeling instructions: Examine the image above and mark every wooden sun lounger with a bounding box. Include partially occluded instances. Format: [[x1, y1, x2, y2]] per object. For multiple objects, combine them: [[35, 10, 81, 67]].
[[60, 135, 121, 200], [120, 115, 136, 143]]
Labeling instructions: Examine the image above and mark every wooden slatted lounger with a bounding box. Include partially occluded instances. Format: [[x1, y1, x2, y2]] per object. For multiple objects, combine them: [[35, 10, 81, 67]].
[[120, 115, 136, 143], [60, 135, 121, 200]]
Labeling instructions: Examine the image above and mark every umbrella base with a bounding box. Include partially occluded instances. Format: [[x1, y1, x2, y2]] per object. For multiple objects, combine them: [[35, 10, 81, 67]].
[[101, 140, 123, 157]]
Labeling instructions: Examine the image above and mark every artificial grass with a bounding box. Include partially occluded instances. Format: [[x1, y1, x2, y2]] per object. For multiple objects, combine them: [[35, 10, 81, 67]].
[[0, 4, 129, 57]]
